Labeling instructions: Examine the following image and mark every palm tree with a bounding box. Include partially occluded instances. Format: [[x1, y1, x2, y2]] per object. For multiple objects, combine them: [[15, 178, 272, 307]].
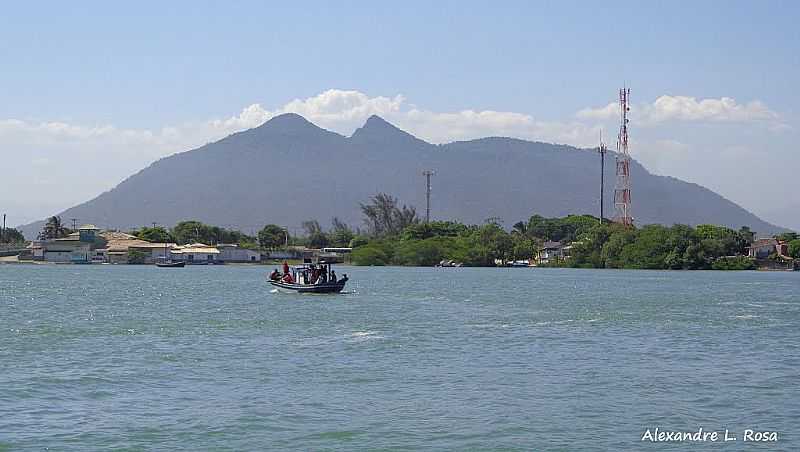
[[39, 216, 68, 240], [360, 193, 418, 237], [512, 221, 528, 236]]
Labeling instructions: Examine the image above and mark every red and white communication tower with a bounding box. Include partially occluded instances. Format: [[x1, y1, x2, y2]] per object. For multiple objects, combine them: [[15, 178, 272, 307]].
[[613, 87, 633, 226]]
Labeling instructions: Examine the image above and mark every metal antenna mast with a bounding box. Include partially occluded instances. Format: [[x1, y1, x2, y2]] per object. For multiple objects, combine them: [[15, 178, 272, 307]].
[[70, 218, 78, 230], [613, 87, 633, 226], [422, 170, 435, 223], [598, 131, 607, 224]]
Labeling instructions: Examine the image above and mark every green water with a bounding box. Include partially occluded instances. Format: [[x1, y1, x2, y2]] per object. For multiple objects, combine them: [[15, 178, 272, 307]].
[[1, 265, 798, 450]]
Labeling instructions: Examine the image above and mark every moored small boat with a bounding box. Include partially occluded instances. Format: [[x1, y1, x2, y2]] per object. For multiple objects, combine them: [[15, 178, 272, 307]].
[[156, 242, 185, 267]]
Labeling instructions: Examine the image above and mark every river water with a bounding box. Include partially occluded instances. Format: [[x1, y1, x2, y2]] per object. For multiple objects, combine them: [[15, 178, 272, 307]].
[[1, 265, 798, 450]]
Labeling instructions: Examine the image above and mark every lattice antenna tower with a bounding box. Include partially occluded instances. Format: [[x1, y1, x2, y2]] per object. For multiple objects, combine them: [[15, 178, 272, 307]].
[[613, 87, 633, 226]]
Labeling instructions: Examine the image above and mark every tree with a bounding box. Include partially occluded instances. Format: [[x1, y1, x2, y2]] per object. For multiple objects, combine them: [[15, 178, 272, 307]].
[[349, 235, 369, 248], [172, 221, 213, 244], [788, 239, 800, 259], [302, 220, 329, 248], [401, 221, 467, 240], [38, 216, 70, 240], [511, 221, 528, 236], [258, 224, 287, 250], [526, 214, 599, 242], [776, 232, 799, 242], [134, 226, 173, 243], [0, 227, 26, 244], [329, 217, 354, 247], [738, 226, 755, 249], [460, 223, 513, 266], [512, 237, 536, 261], [601, 227, 637, 268], [360, 193, 419, 237], [170, 220, 255, 246], [567, 223, 613, 268]]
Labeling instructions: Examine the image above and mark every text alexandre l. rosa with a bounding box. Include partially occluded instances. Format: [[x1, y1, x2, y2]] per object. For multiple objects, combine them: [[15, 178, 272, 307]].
[[642, 428, 777, 443]]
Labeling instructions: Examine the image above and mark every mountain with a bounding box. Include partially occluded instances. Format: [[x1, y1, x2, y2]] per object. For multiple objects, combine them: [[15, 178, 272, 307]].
[[20, 113, 786, 238]]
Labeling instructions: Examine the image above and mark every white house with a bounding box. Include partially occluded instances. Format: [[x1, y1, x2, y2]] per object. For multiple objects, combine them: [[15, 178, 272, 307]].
[[217, 244, 261, 263], [40, 224, 101, 263], [171, 243, 220, 264]]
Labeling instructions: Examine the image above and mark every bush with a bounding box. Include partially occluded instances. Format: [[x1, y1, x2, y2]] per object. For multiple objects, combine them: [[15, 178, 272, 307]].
[[349, 235, 370, 248], [712, 256, 756, 270], [788, 239, 800, 259], [127, 249, 148, 264], [351, 244, 391, 266], [393, 237, 460, 266]]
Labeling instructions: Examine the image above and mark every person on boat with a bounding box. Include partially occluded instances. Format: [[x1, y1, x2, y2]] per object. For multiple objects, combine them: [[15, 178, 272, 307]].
[[320, 266, 328, 284], [269, 269, 280, 281], [281, 272, 294, 284], [339, 273, 348, 283], [330, 269, 337, 283], [282, 261, 290, 275]]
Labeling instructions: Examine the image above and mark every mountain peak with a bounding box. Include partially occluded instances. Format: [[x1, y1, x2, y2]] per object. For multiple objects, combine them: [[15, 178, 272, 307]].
[[256, 112, 318, 132], [350, 115, 430, 146], [364, 114, 394, 128], [246, 112, 347, 140]]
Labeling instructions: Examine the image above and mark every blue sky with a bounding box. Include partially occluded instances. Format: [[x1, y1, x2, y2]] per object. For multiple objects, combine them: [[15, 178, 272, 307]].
[[1, 1, 799, 229]]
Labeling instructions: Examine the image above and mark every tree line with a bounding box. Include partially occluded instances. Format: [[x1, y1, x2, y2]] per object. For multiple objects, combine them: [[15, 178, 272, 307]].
[[349, 194, 800, 269], [31, 195, 800, 269]]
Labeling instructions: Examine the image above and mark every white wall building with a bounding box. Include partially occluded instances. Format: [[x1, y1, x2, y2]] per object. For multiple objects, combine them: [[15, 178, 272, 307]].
[[171, 243, 220, 264], [217, 244, 261, 263]]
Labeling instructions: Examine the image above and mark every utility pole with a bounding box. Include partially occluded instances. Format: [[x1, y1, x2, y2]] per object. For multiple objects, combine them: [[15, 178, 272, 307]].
[[2, 214, 5, 243], [598, 131, 607, 225], [422, 170, 435, 223]]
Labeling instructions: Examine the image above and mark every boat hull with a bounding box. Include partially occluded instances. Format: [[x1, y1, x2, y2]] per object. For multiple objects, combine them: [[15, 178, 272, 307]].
[[157, 262, 185, 268], [270, 280, 346, 294]]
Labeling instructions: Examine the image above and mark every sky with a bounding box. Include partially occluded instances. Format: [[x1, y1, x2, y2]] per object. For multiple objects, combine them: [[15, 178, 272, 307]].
[[1, 1, 798, 230]]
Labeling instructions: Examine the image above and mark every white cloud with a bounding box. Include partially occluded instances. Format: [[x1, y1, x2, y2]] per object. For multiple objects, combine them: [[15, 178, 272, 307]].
[[282, 89, 405, 124], [577, 95, 780, 125]]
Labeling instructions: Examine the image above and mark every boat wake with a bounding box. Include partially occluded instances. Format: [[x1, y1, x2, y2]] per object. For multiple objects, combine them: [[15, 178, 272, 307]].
[[349, 331, 384, 341]]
